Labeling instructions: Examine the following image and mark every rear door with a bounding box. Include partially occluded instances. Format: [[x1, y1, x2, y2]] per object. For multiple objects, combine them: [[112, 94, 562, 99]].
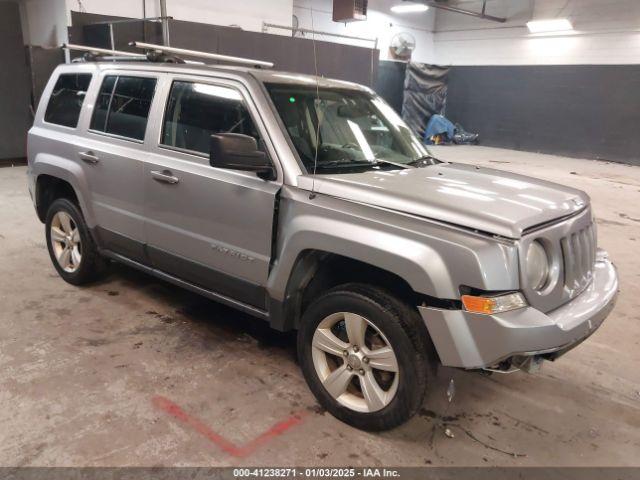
[[79, 70, 159, 261], [142, 76, 282, 310]]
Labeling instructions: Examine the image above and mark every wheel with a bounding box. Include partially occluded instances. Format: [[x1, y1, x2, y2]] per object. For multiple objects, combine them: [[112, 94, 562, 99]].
[[45, 198, 107, 285], [298, 283, 430, 431]]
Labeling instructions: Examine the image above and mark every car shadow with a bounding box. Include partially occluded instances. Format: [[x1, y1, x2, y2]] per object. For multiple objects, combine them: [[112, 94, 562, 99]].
[[95, 261, 299, 363]]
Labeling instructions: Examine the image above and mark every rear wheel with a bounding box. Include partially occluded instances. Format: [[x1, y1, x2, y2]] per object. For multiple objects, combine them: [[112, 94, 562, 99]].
[[298, 283, 430, 431], [45, 198, 107, 285]]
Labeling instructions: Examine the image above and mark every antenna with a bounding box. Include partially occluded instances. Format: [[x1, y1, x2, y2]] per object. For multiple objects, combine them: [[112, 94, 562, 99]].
[[129, 41, 274, 68], [309, 5, 322, 200]]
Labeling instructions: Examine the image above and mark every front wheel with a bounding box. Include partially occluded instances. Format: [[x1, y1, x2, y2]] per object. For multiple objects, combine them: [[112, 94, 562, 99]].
[[298, 284, 430, 431]]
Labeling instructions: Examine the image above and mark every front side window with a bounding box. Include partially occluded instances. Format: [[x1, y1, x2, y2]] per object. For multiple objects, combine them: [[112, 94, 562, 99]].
[[162, 81, 260, 155], [90, 75, 157, 141], [266, 84, 434, 174], [44, 73, 92, 128]]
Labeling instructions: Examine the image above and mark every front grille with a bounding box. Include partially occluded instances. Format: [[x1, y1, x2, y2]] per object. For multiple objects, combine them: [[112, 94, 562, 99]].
[[519, 207, 596, 313], [560, 222, 596, 293]]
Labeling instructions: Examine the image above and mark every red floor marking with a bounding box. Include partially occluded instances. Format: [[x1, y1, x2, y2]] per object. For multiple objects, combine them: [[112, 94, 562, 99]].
[[152, 395, 306, 457]]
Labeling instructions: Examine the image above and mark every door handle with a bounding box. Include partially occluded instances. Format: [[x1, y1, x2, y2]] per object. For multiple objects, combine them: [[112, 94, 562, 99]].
[[151, 170, 180, 184], [79, 151, 100, 164]]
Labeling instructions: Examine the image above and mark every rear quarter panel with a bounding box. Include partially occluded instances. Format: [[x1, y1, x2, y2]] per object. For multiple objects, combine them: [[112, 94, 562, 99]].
[[28, 64, 99, 225]]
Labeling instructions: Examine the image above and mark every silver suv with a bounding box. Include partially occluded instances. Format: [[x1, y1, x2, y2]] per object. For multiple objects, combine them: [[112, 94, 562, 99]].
[[27, 55, 618, 431]]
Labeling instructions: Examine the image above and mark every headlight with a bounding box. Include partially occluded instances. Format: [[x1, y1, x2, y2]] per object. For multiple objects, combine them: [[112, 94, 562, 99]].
[[526, 240, 550, 290]]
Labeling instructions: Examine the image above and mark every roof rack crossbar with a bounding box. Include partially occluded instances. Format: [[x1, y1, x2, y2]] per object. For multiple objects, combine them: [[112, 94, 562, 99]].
[[63, 43, 146, 58], [129, 41, 274, 68], [62, 43, 205, 65]]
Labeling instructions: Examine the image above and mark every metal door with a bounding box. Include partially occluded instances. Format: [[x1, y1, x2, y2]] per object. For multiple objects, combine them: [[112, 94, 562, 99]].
[[143, 76, 281, 309], [78, 71, 160, 261]]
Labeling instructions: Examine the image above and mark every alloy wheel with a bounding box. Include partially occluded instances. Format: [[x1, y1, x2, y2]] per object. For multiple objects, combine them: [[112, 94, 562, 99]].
[[311, 312, 399, 413], [50, 211, 82, 273]]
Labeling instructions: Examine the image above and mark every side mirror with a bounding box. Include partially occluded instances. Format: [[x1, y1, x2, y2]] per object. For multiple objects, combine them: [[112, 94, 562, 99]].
[[209, 133, 275, 180]]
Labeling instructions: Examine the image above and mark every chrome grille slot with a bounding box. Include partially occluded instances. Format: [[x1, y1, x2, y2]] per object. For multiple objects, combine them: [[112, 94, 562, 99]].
[[561, 222, 595, 292]]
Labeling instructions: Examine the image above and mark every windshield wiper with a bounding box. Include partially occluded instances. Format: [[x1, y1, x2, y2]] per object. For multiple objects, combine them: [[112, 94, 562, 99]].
[[372, 158, 413, 169], [314, 159, 410, 171], [407, 155, 441, 167]]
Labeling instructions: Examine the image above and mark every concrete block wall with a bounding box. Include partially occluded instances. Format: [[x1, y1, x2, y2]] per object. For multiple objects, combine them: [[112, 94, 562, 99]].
[[18, 0, 640, 67], [6, 0, 640, 164], [14, 0, 437, 63], [62, 0, 293, 36], [431, 0, 640, 164], [291, 0, 436, 63], [433, 0, 640, 65]]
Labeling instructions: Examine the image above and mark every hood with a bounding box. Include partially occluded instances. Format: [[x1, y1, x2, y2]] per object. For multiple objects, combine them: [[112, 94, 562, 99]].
[[297, 163, 590, 238]]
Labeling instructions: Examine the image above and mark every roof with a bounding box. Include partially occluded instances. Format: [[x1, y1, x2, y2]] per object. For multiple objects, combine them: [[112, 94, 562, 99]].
[[62, 60, 370, 91], [250, 69, 370, 91]]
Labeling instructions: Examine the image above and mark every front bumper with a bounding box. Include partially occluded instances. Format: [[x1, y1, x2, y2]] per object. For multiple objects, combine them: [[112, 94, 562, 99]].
[[419, 250, 619, 369]]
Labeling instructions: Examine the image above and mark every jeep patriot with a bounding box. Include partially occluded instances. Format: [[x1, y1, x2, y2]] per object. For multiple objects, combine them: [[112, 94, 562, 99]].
[[27, 58, 619, 430]]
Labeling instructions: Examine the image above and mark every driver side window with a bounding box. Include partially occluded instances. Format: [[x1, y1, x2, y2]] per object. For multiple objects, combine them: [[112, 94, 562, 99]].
[[161, 81, 260, 155]]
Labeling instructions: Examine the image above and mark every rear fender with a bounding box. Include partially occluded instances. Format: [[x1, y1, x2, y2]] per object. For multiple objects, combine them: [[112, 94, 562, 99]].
[[32, 153, 95, 226]]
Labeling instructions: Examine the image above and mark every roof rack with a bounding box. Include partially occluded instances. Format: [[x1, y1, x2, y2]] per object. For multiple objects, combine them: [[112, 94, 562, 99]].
[[62, 43, 206, 65], [63, 42, 274, 69], [129, 41, 274, 69], [64, 43, 146, 60]]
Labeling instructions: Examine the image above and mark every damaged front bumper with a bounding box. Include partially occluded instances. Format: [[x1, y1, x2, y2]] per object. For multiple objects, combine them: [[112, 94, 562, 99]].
[[419, 251, 619, 369]]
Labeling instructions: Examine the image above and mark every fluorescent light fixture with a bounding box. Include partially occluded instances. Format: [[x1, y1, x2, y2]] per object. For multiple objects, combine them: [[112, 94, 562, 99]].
[[391, 3, 429, 13], [527, 18, 573, 33]]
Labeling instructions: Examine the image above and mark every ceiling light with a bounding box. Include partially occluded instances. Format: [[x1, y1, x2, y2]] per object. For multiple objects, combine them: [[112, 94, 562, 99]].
[[527, 19, 573, 33], [391, 3, 429, 14]]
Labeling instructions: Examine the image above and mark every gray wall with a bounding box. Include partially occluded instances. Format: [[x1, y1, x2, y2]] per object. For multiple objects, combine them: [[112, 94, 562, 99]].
[[0, 2, 31, 160], [26, 46, 65, 107], [446, 65, 640, 165], [69, 12, 379, 88], [375, 61, 406, 114], [169, 21, 378, 87]]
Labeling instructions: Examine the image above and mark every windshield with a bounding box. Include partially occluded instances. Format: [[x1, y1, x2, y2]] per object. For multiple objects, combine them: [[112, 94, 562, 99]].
[[265, 84, 435, 174]]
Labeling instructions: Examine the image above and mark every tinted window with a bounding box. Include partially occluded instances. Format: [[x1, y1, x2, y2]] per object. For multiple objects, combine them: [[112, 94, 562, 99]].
[[90, 75, 157, 141], [162, 81, 260, 155], [44, 73, 92, 128]]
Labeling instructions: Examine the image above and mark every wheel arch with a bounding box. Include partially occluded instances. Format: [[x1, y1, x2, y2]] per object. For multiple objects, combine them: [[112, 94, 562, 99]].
[[268, 248, 457, 333], [36, 175, 80, 222], [32, 155, 93, 225]]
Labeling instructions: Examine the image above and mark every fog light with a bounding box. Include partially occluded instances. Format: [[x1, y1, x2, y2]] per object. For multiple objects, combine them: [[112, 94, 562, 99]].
[[461, 292, 527, 315]]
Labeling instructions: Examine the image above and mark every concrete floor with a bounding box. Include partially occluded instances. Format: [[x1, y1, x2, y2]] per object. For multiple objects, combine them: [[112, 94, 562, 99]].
[[1, 146, 639, 467]]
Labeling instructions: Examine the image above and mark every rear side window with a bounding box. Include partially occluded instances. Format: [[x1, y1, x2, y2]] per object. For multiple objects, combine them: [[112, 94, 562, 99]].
[[90, 75, 157, 141], [44, 73, 92, 128], [161, 81, 260, 155]]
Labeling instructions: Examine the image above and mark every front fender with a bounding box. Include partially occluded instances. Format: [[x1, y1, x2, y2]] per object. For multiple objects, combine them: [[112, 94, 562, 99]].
[[270, 215, 451, 300], [268, 188, 520, 302]]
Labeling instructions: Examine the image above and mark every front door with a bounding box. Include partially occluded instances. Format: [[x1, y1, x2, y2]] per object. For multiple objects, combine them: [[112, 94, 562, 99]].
[[143, 78, 280, 310]]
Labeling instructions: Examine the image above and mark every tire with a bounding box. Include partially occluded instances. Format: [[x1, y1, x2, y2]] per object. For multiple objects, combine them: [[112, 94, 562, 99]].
[[45, 198, 107, 285], [298, 283, 430, 431]]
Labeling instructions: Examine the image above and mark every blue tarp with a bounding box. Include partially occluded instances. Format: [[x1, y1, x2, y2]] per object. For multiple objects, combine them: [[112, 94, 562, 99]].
[[423, 114, 456, 144]]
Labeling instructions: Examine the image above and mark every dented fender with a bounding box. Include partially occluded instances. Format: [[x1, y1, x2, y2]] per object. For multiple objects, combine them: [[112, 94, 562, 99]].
[[267, 186, 520, 303]]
